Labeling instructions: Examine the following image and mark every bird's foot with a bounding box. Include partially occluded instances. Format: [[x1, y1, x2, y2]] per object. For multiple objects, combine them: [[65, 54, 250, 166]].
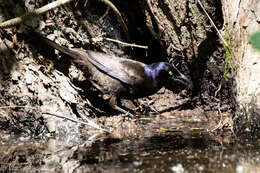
[[114, 105, 135, 118]]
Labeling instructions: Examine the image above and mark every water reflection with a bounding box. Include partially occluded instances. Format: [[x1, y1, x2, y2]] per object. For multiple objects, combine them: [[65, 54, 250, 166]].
[[0, 132, 260, 173]]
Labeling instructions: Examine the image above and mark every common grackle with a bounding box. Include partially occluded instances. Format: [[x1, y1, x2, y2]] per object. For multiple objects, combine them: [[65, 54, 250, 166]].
[[36, 35, 191, 115]]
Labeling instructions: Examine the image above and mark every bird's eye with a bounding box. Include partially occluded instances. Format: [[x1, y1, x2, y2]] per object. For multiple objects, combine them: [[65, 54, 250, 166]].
[[169, 71, 173, 76]]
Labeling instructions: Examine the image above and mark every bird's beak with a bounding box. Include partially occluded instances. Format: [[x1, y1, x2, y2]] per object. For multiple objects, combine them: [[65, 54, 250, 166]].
[[174, 73, 191, 86], [170, 68, 192, 88]]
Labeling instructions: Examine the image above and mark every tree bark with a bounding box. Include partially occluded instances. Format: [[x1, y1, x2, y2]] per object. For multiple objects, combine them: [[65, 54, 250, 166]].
[[138, 0, 233, 111], [222, 0, 260, 124]]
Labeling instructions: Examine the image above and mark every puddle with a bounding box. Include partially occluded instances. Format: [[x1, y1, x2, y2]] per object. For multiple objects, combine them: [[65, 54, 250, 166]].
[[0, 122, 260, 173], [0, 107, 257, 173]]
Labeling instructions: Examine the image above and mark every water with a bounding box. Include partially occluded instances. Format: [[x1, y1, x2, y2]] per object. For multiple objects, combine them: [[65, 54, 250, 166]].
[[1, 127, 260, 173]]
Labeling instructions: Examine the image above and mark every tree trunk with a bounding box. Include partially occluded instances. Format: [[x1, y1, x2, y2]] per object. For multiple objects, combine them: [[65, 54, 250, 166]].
[[138, 0, 234, 112], [222, 0, 260, 125]]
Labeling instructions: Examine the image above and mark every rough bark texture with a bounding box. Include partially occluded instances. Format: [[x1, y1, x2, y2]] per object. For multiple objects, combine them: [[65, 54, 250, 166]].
[[138, 0, 233, 112], [222, 0, 260, 126]]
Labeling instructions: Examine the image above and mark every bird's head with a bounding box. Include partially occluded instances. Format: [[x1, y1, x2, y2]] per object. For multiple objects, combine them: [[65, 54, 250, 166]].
[[145, 62, 191, 88]]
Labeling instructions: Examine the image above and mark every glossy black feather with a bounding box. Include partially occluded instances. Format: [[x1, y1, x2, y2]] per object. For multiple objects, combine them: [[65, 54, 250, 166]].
[[36, 34, 190, 114]]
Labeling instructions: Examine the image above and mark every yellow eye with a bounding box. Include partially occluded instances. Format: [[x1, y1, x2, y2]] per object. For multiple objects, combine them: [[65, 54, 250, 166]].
[[169, 71, 173, 76]]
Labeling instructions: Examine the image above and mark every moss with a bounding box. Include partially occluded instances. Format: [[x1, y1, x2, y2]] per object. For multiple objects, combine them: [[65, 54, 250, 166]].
[[223, 33, 235, 78]]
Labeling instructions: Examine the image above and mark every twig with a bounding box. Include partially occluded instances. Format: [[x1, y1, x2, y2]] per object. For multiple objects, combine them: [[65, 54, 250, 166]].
[[43, 112, 110, 133], [0, 105, 110, 133], [197, 0, 228, 47], [0, 0, 72, 28], [214, 83, 222, 97], [0, 106, 37, 110], [104, 37, 148, 49], [98, 0, 131, 41], [98, 7, 110, 23], [210, 113, 223, 132]]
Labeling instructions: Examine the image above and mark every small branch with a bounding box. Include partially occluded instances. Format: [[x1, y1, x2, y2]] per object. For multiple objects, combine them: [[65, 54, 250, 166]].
[[90, 35, 147, 49], [0, 105, 109, 133], [98, 0, 131, 41], [0, 106, 37, 109], [197, 0, 228, 47], [104, 37, 148, 49], [43, 112, 110, 133], [0, 0, 72, 28]]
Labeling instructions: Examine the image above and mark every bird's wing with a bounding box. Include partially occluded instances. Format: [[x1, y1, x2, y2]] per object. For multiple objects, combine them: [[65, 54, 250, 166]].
[[86, 51, 147, 86]]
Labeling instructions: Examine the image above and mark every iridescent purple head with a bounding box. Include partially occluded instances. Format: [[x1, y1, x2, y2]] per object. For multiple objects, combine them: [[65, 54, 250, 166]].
[[144, 62, 190, 87]]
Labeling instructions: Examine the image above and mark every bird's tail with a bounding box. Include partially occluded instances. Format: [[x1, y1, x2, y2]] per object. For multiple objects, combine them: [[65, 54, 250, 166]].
[[27, 29, 92, 68], [40, 35, 80, 59], [29, 30, 80, 59]]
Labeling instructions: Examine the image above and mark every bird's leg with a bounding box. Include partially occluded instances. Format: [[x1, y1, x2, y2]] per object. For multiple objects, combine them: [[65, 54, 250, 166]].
[[132, 98, 159, 115], [146, 98, 159, 113], [130, 99, 143, 112], [131, 99, 140, 107], [109, 96, 134, 117]]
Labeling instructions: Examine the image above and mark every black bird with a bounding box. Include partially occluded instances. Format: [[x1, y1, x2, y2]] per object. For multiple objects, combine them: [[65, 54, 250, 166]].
[[35, 35, 191, 115]]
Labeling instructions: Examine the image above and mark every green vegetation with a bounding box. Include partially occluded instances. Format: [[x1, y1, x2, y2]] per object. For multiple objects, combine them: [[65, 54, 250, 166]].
[[249, 31, 260, 51], [223, 33, 234, 78]]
